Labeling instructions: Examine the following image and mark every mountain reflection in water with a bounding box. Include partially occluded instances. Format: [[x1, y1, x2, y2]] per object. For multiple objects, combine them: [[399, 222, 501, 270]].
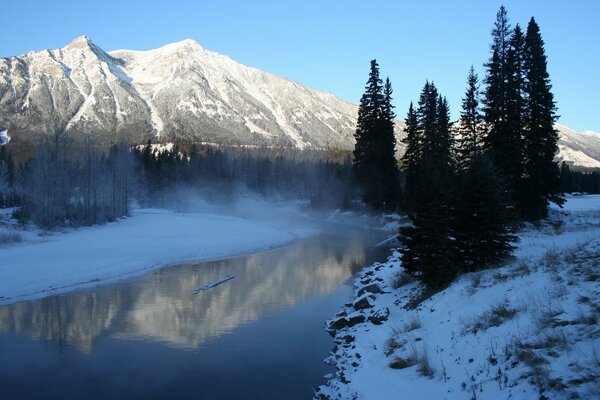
[[0, 229, 382, 352]]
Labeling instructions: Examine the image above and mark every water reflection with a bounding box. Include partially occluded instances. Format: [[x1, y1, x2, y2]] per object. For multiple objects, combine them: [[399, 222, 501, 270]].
[[0, 229, 382, 353]]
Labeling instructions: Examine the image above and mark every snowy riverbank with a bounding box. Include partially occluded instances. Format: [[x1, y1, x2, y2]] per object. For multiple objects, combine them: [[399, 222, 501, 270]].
[[0, 206, 318, 305], [316, 195, 600, 400]]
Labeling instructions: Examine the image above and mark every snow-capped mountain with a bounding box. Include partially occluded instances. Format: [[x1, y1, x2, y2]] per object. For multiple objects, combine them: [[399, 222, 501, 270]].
[[555, 124, 600, 169], [0, 36, 356, 148], [0, 36, 599, 168]]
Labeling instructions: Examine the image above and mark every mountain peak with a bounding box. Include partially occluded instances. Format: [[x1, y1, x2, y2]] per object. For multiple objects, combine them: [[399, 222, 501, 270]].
[[158, 38, 204, 54], [67, 35, 95, 49]]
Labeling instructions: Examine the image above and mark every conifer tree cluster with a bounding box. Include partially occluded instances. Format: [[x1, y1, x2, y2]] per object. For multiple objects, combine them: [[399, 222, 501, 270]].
[[399, 82, 458, 287], [399, 78, 517, 288], [392, 6, 560, 288], [352, 60, 400, 211], [483, 6, 561, 220]]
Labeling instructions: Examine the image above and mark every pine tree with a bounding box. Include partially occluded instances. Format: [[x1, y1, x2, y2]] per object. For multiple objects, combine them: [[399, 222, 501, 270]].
[[400, 102, 420, 210], [520, 17, 562, 219], [483, 7, 524, 199], [455, 67, 484, 169], [352, 60, 400, 211], [399, 82, 457, 288], [453, 155, 518, 271], [559, 161, 572, 193], [378, 77, 401, 209]]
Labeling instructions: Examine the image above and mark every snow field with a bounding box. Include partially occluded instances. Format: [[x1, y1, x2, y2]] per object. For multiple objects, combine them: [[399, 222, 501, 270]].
[[317, 195, 600, 400]]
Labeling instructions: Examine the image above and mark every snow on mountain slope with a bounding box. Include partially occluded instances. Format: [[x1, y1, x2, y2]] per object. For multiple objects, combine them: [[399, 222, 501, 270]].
[[0, 37, 357, 148], [555, 124, 600, 169], [0, 36, 152, 142], [0, 37, 599, 167]]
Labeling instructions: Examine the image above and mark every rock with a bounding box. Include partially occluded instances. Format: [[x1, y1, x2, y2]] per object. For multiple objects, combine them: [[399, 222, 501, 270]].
[[342, 335, 355, 344], [326, 317, 349, 333], [347, 312, 366, 327], [357, 283, 382, 297], [353, 295, 375, 310], [334, 334, 355, 345], [368, 307, 390, 325]]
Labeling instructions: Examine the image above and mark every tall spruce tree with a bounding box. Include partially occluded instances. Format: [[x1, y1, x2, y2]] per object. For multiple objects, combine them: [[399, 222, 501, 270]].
[[399, 82, 457, 288], [455, 67, 484, 169], [520, 17, 562, 219], [400, 102, 421, 211], [483, 7, 524, 200], [454, 66, 518, 271], [352, 60, 400, 211]]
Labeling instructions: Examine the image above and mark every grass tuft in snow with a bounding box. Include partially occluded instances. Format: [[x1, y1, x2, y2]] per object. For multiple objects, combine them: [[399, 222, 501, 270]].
[[463, 301, 518, 334], [389, 356, 416, 369], [542, 248, 561, 270], [411, 343, 435, 378], [404, 314, 422, 332]]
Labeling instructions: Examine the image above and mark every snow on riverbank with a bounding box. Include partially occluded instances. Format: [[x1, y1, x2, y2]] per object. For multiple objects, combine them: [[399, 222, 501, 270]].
[[0, 207, 317, 305], [317, 195, 600, 400]]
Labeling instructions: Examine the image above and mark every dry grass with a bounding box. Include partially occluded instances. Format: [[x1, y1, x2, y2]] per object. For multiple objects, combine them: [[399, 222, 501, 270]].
[[463, 301, 518, 334]]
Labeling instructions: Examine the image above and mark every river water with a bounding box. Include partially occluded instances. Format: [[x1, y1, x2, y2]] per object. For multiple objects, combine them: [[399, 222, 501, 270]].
[[0, 228, 390, 399]]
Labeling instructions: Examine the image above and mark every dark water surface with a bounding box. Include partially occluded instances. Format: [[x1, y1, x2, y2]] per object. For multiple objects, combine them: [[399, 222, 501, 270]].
[[0, 228, 389, 400]]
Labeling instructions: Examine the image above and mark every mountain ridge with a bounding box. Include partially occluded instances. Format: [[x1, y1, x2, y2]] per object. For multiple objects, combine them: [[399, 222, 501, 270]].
[[0, 37, 599, 168]]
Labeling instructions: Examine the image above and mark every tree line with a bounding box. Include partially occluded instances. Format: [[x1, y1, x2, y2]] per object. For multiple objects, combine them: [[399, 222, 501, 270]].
[[0, 135, 354, 228], [352, 6, 568, 288], [134, 141, 353, 209], [0, 133, 134, 228]]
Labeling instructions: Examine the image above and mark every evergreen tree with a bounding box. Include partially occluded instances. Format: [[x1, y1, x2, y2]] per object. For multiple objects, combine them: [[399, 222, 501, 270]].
[[400, 102, 421, 210], [483, 7, 524, 200], [352, 60, 400, 211], [559, 161, 572, 193], [453, 155, 518, 271], [455, 67, 484, 169], [399, 82, 457, 288], [520, 17, 562, 219], [434, 96, 454, 171]]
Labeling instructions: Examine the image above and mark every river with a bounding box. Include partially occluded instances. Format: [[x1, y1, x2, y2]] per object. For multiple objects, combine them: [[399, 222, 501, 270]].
[[0, 227, 390, 399]]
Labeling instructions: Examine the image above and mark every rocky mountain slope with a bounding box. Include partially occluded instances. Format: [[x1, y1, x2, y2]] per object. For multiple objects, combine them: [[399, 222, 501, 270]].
[[0, 36, 356, 148], [0, 36, 599, 167]]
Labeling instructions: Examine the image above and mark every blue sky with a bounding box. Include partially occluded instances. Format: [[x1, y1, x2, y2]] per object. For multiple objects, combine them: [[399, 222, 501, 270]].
[[1, 0, 598, 132]]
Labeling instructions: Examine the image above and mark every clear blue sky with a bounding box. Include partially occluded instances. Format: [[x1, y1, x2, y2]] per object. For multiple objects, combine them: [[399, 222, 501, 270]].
[[1, 0, 598, 132]]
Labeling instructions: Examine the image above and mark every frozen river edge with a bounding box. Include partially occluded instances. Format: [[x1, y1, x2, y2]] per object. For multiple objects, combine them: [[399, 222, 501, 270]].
[[0, 208, 318, 305]]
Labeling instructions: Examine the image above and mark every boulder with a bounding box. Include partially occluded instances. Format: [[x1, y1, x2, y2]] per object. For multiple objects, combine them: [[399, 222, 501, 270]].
[[368, 307, 390, 325], [357, 283, 382, 297]]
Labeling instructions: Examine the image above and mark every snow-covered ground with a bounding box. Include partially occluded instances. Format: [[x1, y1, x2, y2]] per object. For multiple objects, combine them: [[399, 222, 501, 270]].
[[317, 195, 600, 400], [0, 204, 318, 305]]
